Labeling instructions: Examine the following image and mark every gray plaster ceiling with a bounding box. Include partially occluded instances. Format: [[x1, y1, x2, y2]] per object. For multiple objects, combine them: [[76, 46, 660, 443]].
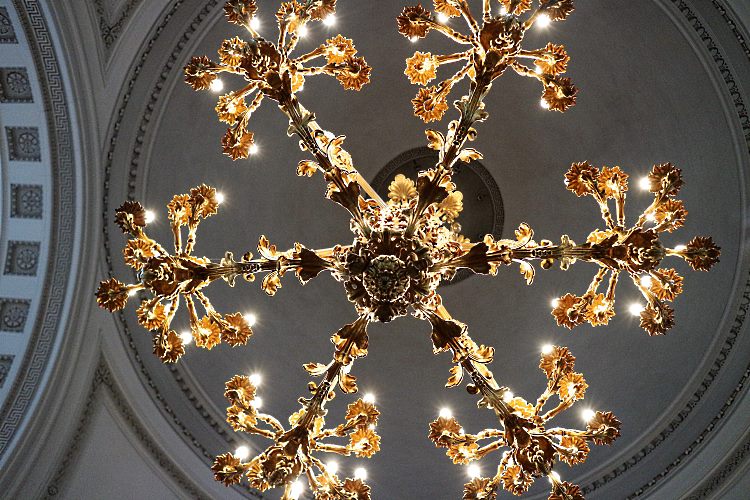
[[2, 0, 750, 499]]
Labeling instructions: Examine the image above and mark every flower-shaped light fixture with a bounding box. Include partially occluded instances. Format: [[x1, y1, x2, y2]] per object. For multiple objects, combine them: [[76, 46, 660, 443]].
[[97, 1, 721, 498]]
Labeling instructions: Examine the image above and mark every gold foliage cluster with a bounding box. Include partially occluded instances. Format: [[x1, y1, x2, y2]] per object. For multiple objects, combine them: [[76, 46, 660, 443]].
[[96, 186, 254, 362], [399, 0, 578, 123], [549, 162, 720, 335], [429, 345, 620, 500], [212, 364, 381, 499], [184, 0, 371, 160]]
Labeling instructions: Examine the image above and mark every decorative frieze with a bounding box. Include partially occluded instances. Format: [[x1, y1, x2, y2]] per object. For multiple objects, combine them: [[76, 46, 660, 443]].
[[5, 126, 41, 161], [10, 184, 43, 219], [0, 7, 17, 44], [0, 298, 30, 332], [0, 67, 33, 102], [4, 241, 40, 276], [0, 355, 14, 387]]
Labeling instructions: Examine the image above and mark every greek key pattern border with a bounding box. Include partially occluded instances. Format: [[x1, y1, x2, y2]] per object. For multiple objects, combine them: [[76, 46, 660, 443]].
[[0, 0, 76, 456]]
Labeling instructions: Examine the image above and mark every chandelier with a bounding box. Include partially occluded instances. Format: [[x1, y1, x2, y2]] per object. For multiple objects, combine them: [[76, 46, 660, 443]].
[[96, 0, 721, 498]]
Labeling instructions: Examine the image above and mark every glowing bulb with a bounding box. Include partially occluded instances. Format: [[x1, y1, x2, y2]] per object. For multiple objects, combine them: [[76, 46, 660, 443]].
[[499, 6, 508, 15], [180, 331, 193, 345], [581, 409, 596, 422], [542, 344, 554, 355], [409, 36, 418, 43], [629, 303, 645, 316], [298, 25, 308, 37], [674, 244, 687, 252], [210, 78, 224, 93], [548, 471, 561, 483], [244, 313, 257, 327], [458, 427, 465, 435], [467, 463, 481, 479], [537, 13, 551, 28], [234, 445, 250, 460], [290, 480, 304, 499], [550, 298, 559, 308], [363, 392, 376, 404], [144, 210, 156, 224], [249, 17, 260, 31], [249, 372, 262, 386], [251, 397, 263, 409], [216, 192, 225, 204], [368, 424, 376, 430], [535, 64, 543, 75], [437, 12, 450, 23], [645, 212, 656, 222], [639, 275, 652, 288], [639, 176, 651, 190], [540, 98, 550, 109], [127, 288, 138, 297], [323, 15, 336, 26], [502, 391, 514, 403], [327, 461, 339, 474], [249, 143, 259, 155], [439, 407, 453, 419], [354, 467, 367, 480]]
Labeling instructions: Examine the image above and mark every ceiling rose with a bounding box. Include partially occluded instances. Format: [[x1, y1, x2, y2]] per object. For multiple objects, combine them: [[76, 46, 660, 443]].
[[96, 0, 722, 498]]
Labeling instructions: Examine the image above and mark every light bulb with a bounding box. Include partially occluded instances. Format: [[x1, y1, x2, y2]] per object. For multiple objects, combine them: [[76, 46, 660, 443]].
[[499, 6, 508, 15], [127, 288, 138, 297], [639, 275, 652, 288], [537, 13, 551, 28], [535, 64, 543, 74], [540, 98, 550, 109], [581, 409, 596, 422], [290, 480, 304, 499], [467, 463, 481, 479], [639, 176, 651, 190], [249, 17, 260, 31], [502, 391, 514, 403], [244, 313, 257, 327], [216, 192, 225, 204], [674, 244, 687, 252], [437, 12, 450, 23], [354, 467, 367, 480], [542, 344, 554, 355], [180, 331, 193, 345], [323, 15, 336, 26], [298, 25, 309, 37], [249, 372, 262, 386], [409, 36, 418, 43], [327, 461, 339, 474], [629, 303, 645, 316], [363, 392, 376, 404], [550, 298, 559, 308], [234, 445, 250, 460], [210, 78, 224, 93], [249, 144, 259, 155], [251, 397, 263, 409], [439, 407, 453, 419], [548, 471, 561, 483], [145, 210, 156, 224], [645, 212, 656, 222]]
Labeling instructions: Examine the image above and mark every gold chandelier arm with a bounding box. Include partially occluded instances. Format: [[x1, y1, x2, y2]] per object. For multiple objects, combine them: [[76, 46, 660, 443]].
[[280, 93, 387, 211]]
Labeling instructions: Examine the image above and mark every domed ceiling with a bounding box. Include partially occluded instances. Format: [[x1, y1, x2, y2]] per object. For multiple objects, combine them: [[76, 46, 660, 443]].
[[1, 1, 749, 499]]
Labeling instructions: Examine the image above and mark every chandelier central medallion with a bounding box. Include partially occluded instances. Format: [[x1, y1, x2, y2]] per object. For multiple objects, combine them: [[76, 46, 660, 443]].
[[97, 1, 721, 499]]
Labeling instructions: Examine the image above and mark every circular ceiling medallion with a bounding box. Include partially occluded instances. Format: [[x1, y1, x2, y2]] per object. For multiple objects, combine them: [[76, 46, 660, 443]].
[[371, 146, 504, 285]]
